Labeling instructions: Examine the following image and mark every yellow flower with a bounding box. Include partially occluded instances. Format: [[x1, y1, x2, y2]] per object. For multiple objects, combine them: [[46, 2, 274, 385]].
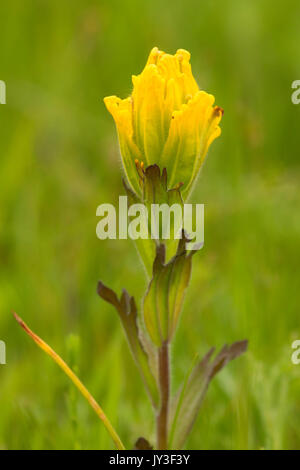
[[104, 47, 223, 198]]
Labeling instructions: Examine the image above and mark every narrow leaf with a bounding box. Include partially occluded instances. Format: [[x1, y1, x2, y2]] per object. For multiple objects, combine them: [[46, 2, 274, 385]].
[[143, 234, 194, 346], [97, 282, 159, 408], [13, 313, 125, 450], [170, 340, 248, 449]]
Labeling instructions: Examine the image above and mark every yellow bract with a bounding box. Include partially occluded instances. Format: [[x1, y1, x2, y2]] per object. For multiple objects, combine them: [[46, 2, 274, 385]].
[[104, 47, 223, 198]]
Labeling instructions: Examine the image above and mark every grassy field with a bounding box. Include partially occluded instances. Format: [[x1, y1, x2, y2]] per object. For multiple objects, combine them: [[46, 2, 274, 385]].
[[0, 0, 300, 449]]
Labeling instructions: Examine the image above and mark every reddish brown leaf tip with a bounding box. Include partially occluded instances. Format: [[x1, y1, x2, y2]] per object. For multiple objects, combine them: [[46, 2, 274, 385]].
[[134, 437, 153, 450], [214, 106, 224, 116], [13, 312, 33, 337], [13, 312, 25, 329]]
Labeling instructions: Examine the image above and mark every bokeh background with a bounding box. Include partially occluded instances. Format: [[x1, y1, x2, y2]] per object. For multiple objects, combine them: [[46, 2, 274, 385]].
[[0, 0, 300, 450]]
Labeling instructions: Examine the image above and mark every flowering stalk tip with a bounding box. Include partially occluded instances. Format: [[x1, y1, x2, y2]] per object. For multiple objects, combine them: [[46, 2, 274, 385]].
[[105, 47, 223, 198]]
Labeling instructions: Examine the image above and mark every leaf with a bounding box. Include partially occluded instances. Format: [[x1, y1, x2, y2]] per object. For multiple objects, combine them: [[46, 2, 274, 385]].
[[134, 437, 153, 450], [97, 282, 159, 409], [123, 178, 156, 277], [143, 233, 194, 346], [13, 313, 125, 450], [142, 165, 184, 262], [123, 164, 185, 277], [169, 340, 248, 449]]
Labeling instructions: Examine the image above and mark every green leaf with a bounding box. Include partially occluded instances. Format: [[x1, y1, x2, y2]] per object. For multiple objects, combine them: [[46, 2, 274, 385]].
[[169, 340, 248, 449], [143, 234, 194, 347], [123, 179, 156, 276], [123, 164, 185, 277], [97, 282, 159, 409]]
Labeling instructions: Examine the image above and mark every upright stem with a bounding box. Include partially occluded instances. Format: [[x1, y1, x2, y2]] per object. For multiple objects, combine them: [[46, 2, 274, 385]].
[[156, 341, 170, 450]]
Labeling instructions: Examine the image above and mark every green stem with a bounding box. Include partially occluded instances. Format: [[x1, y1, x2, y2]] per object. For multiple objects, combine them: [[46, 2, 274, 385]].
[[156, 341, 170, 449]]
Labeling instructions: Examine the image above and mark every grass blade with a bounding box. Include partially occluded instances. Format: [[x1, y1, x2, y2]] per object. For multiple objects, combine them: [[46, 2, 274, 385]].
[[14, 313, 125, 450]]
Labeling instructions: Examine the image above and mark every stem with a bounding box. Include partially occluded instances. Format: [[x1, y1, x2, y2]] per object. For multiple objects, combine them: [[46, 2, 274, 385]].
[[14, 313, 125, 450], [156, 341, 170, 449]]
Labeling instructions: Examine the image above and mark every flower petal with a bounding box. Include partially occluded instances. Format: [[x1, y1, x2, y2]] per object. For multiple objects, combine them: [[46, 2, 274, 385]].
[[104, 95, 142, 194], [132, 65, 166, 165], [161, 91, 222, 195]]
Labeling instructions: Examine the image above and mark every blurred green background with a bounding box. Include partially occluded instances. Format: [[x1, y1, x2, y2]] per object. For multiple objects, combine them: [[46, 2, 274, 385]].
[[0, 0, 300, 450]]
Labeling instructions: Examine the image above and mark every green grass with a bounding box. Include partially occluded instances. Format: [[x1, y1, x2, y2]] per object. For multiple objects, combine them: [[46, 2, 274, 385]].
[[0, 0, 300, 449]]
